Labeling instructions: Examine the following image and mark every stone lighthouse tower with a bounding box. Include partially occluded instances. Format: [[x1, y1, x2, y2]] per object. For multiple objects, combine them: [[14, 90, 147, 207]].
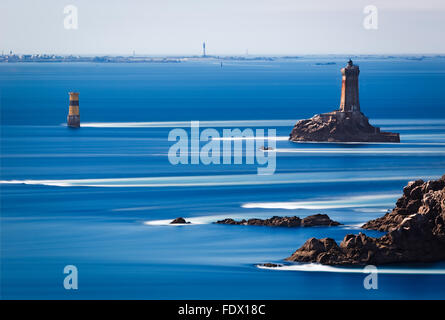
[[339, 59, 360, 112], [67, 92, 80, 127], [289, 59, 400, 143]]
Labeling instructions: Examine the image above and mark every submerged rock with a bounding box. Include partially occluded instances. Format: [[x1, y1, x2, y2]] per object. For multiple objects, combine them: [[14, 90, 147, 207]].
[[286, 175, 445, 265], [259, 263, 283, 268], [215, 214, 340, 228]]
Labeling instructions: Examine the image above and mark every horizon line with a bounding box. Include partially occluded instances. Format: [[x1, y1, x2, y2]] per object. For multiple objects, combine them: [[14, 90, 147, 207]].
[[3, 53, 445, 57]]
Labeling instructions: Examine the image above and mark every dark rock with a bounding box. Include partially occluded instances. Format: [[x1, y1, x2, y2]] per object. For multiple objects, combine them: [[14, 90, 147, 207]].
[[301, 213, 341, 227], [289, 111, 400, 143], [286, 237, 343, 264], [286, 175, 445, 265], [259, 263, 283, 268], [170, 217, 190, 224], [215, 214, 340, 228], [362, 175, 444, 232], [215, 218, 247, 225]]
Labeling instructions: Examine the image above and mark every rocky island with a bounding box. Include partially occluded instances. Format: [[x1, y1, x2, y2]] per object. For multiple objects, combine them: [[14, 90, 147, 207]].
[[170, 217, 190, 224], [215, 214, 341, 227], [284, 176, 445, 265], [289, 60, 400, 143]]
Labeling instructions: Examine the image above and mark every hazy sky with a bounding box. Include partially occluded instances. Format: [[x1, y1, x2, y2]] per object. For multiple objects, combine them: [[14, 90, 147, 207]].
[[1, 0, 444, 55]]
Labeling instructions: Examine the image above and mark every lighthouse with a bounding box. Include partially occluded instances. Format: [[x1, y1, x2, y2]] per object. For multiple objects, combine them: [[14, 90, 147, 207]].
[[289, 59, 400, 143], [67, 92, 80, 127], [339, 59, 360, 112]]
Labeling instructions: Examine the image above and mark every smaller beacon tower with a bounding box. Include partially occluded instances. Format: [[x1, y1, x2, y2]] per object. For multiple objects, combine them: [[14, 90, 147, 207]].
[[67, 92, 80, 127], [202, 42, 206, 57], [339, 59, 360, 112]]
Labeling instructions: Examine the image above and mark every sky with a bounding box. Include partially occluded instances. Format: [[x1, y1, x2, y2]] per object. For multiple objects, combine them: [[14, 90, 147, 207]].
[[1, 0, 444, 55]]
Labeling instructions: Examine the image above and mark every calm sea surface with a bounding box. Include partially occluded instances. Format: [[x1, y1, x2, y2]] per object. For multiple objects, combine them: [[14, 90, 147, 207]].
[[1, 58, 445, 299]]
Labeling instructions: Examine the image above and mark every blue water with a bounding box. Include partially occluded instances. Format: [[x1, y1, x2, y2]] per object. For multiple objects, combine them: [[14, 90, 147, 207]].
[[1, 58, 445, 299]]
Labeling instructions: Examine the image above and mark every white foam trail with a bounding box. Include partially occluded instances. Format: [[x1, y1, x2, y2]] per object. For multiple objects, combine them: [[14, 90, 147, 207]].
[[112, 206, 161, 212], [143, 215, 235, 226], [0, 173, 439, 188], [78, 119, 445, 129], [257, 263, 445, 275], [143, 218, 204, 226], [372, 119, 445, 125], [353, 208, 389, 213], [292, 141, 445, 146], [382, 126, 445, 130], [80, 120, 295, 128], [242, 194, 398, 210], [273, 148, 445, 155], [212, 136, 289, 141], [343, 223, 366, 230], [398, 142, 445, 146], [402, 133, 445, 140]]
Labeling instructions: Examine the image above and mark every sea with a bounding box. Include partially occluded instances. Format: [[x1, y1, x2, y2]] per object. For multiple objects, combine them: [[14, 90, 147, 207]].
[[1, 57, 445, 299]]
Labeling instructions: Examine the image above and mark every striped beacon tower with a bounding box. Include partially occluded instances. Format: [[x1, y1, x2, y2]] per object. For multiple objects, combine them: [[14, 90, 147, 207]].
[[67, 92, 80, 127]]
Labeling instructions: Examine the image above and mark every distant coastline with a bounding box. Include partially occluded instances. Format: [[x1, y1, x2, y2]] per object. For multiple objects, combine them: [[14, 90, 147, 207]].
[[0, 54, 274, 63], [314, 62, 336, 65], [1, 54, 444, 63]]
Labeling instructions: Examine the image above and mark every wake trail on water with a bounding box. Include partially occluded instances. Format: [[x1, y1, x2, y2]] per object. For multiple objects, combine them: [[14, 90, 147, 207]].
[[241, 194, 398, 210], [79, 120, 295, 128], [0, 172, 440, 188], [75, 118, 445, 129], [143, 215, 231, 226], [272, 148, 445, 155], [257, 263, 445, 275]]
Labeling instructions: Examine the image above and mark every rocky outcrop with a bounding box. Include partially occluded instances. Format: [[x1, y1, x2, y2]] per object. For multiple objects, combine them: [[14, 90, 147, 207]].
[[362, 177, 445, 231], [289, 111, 400, 143], [259, 263, 283, 268], [215, 214, 340, 227], [170, 217, 190, 224], [301, 213, 341, 227], [286, 176, 445, 265]]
